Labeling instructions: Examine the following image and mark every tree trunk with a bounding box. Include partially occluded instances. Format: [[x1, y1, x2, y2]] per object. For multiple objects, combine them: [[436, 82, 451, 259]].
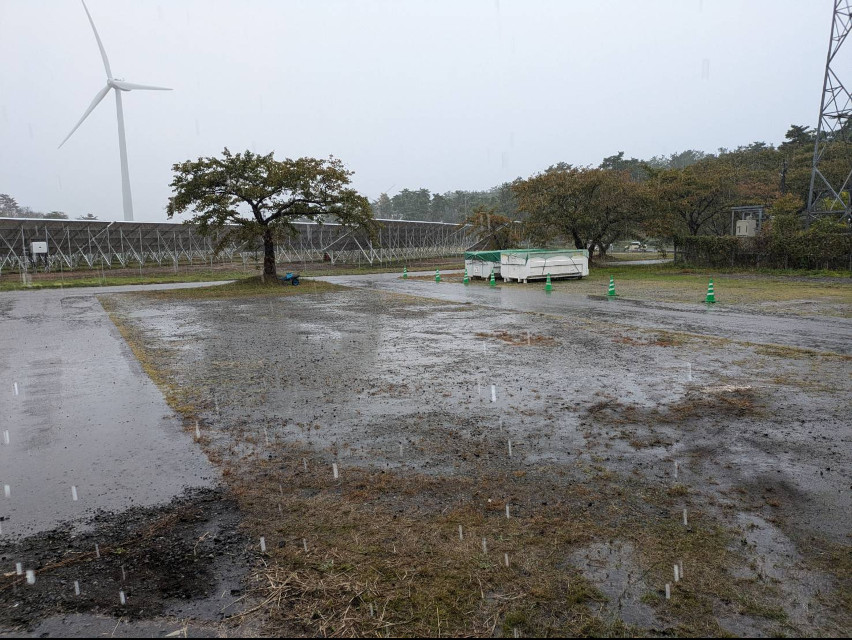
[[263, 226, 277, 277]]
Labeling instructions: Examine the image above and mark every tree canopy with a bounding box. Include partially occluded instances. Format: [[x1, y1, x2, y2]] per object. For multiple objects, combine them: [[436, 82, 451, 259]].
[[513, 165, 648, 258], [461, 205, 522, 250], [167, 148, 374, 276]]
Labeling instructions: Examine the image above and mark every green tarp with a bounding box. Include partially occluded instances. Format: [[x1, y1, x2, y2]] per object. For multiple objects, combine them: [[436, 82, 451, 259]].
[[464, 250, 503, 263], [464, 249, 589, 263]]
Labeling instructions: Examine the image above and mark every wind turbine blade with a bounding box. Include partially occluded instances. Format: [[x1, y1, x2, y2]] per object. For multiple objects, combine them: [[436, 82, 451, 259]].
[[58, 84, 111, 148], [81, 0, 112, 78], [111, 81, 172, 91]]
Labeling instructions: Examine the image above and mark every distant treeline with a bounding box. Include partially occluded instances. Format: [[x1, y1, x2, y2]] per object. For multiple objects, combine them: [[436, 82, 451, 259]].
[[375, 122, 850, 261], [371, 149, 713, 224], [373, 122, 848, 228], [0, 194, 98, 220]]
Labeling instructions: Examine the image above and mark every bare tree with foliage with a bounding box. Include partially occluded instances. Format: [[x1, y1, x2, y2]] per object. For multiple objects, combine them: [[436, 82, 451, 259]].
[[461, 205, 522, 250], [167, 148, 375, 277], [513, 165, 648, 259], [0, 194, 21, 217]]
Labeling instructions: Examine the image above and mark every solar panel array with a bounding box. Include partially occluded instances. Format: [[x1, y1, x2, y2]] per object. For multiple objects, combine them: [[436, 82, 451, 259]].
[[0, 218, 476, 272]]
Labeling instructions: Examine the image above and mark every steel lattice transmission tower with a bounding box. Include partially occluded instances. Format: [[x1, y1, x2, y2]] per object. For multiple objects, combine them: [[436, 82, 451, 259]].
[[808, 0, 852, 221]]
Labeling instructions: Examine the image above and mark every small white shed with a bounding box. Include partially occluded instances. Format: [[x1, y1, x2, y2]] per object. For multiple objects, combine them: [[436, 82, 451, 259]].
[[500, 249, 589, 283], [464, 250, 502, 279]]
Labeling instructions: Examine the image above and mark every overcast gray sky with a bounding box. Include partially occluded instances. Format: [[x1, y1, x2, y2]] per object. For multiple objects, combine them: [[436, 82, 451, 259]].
[[0, 0, 842, 221]]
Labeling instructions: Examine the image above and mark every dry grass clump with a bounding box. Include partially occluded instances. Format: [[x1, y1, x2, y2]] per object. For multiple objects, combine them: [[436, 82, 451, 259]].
[[215, 440, 794, 637], [588, 385, 761, 428]]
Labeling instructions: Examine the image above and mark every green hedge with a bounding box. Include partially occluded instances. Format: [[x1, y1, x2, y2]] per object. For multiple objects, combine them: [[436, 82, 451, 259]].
[[675, 231, 852, 271]]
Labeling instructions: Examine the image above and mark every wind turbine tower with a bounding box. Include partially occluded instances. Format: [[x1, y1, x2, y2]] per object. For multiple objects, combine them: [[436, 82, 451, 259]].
[[59, 0, 171, 222]]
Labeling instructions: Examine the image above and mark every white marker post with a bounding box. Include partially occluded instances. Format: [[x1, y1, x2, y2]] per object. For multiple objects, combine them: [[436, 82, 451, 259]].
[[13, 383, 18, 396], [71, 486, 78, 502], [683, 509, 688, 526], [505, 504, 510, 519], [665, 583, 671, 600], [3, 485, 9, 498], [508, 440, 513, 458], [303, 538, 308, 552], [674, 565, 680, 582], [491, 385, 497, 403], [119, 590, 126, 605], [25, 570, 35, 585], [15, 562, 22, 575], [679, 560, 684, 579], [674, 461, 679, 479], [332, 463, 339, 480], [2, 430, 8, 445], [74, 581, 80, 596], [458, 525, 464, 541], [504, 553, 510, 568], [482, 538, 488, 554], [260, 537, 267, 553]]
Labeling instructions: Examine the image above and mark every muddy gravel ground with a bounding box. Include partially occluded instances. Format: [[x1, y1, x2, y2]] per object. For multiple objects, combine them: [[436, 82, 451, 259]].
[[5, 282, 850, 636], [0, 487, 254, 637]]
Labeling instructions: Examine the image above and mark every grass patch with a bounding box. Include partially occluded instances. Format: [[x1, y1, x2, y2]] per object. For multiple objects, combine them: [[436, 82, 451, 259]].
[[589, 385, 761, 428], [0, 258, 462, 292], [131, 276, 348, 301], [418, 263, 852, 314], [301, 260, 461, 277], [0, 269, 246, 292], [751, 342, 852, 361]]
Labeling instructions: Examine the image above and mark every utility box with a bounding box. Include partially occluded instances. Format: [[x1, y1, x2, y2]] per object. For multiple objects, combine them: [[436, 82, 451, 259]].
[[30, 242, 48, 255], [735, 219, 757, 237]]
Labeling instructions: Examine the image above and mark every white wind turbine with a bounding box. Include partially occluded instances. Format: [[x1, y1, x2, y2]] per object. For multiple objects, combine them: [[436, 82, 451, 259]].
[[59, 0, 171, 222]]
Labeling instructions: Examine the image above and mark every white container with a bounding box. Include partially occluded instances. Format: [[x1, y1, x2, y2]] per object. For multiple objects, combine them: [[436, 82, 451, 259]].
[[465, 258, 500, 279], [501, 250, 588, 282]]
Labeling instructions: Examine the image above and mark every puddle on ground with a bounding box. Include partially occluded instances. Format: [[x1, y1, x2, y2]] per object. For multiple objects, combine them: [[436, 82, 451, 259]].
[[569, 541, 659, 628]]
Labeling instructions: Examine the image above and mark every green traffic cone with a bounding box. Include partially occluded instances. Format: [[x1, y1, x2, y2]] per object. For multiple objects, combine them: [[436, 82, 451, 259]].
[[435, 269, 441, 283], [403, 266, 408, 279], [705, 279, 716, 304], [607, 275, 617, 297], [463, 268, 469, 285], [489, 271, 496, 287], [545, 273, 552, 292]]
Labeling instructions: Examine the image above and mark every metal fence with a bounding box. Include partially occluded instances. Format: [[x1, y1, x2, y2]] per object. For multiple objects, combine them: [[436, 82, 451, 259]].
[[0, 218, 477, 274]]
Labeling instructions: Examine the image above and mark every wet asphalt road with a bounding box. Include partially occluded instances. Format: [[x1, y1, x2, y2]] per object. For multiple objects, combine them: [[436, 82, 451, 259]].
[[0, 282, 227, 537], [320, 271, 852, 355]]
